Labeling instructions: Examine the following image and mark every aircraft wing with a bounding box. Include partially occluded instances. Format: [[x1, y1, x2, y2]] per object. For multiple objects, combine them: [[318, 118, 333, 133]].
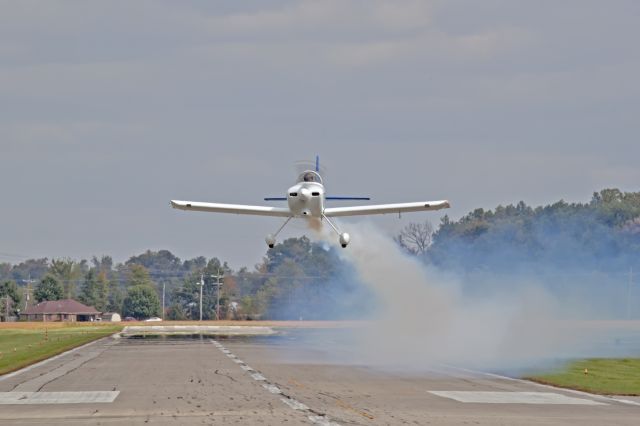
[[170, 200, 291, 217], [324, 200, 450, 217]]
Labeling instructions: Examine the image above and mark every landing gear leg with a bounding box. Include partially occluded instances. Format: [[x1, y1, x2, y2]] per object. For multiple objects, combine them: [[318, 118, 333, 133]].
[[322, 214, 350, 248], [265, 217, 293, 248]]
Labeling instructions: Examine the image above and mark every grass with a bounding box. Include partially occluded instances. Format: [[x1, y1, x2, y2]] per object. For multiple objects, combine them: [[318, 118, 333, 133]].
[[528, 358, 640, 395], [0, 323, 122, 375]]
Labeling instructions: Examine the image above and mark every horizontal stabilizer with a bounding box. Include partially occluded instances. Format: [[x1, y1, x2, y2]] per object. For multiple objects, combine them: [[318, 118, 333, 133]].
[[325, 196, 371, 201], [264, 197, 287, 201]]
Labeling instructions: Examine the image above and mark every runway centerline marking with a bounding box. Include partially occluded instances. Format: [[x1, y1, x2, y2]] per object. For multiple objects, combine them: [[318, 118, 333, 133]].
[[263, 384, 283, 394], [281, 397, 309, 410], [250, 373, 267, 381], [210, 339, 341, 425], [429, 391, 606, 405]]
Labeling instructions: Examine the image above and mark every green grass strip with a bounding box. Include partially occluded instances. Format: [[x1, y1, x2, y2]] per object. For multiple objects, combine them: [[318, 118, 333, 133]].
[[0, 325, 123, 375], [527, 358, 640, 395]]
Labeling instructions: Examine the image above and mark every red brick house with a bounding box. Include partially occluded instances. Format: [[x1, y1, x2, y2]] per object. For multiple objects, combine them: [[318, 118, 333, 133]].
[[20, 299, 101, 322]]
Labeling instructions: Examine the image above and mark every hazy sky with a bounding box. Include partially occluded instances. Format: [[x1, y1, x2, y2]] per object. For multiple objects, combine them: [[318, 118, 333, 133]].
[[1, 0, 639, 268]]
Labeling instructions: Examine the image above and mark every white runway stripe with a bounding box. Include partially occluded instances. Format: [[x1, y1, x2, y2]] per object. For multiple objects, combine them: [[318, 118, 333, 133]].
[[309, 415, 342, 426], [281, 397, 309, 410], [429, 391, 606, 405], [263, 384, 282, 394], [440, 364, 635, 406], [250, 373, 267, 381], [0, 391, 119, 404]]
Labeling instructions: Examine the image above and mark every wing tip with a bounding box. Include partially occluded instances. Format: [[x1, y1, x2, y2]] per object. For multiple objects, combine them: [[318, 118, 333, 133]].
[[425, 200, 450, 210], [170, 200, 188, 210]]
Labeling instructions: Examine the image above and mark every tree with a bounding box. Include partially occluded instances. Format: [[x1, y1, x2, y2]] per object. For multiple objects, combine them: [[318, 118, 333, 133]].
[[0, 280, 22, 316], [78, 269, 99, 308], [122, 285, 161, 319], [10, 258, 49, 282], [78, 269, 110, 311], [49, 258, 87, 299], [95, 271, 111, 312], [107, 285, 124, 313], [126, 264, 154, 288], [34, 275, 63, 302], [91, 255, 114, 274], [166, 304, 187, 320], [394, 221, 434, 255], [0, 263, 11, 281], [427, 188, 640, 273]]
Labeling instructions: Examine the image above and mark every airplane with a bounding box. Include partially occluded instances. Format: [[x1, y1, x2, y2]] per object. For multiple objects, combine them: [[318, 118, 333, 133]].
[[170, 156, 450, 248]]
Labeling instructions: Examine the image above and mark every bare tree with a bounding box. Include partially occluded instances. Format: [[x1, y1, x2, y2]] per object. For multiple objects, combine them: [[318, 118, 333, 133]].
[[394, 221, 434, 255]]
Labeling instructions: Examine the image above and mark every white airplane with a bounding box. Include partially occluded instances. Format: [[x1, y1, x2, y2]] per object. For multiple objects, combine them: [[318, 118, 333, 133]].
[[170, 156, 450, 248]]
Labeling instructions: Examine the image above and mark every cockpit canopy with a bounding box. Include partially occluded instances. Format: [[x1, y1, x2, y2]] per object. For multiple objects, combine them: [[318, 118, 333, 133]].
[[297, 170, 323, 184]]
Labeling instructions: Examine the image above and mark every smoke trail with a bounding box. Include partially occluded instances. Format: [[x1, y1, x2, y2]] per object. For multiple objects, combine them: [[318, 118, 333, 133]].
[[310, 221, 634, 372]]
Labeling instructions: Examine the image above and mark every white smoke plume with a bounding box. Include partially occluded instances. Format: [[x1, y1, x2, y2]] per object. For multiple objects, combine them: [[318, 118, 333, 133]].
[[310, 221, 633, 372]]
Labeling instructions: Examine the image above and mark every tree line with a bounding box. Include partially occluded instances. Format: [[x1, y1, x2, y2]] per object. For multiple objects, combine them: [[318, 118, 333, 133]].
[[426, 188, 640, 274], [0, 238, 369, 320], [2, 188, 639, 320]]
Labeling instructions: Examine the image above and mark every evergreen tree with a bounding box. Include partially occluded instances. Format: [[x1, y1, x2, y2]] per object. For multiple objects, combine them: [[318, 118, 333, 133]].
[[122, 285, 161, 319], [34, 275, 63, 302], [0, 280, 22, 316]]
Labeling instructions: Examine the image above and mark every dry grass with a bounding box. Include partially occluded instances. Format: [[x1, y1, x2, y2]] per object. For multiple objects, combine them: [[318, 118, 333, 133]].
[[0, 320, 366, 331], [0, 322, 112, 330], [117, 320, 367, 328]]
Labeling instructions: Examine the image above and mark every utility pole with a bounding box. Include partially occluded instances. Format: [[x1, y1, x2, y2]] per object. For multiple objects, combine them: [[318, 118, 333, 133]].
[[199, 274, 204, 322], [215, 269, 224, 321], [197, 271, 224, 321], [627, 267, 633, 320], [22, 275, 35, 310], [162, 282, 165, 320], [3, 296, 9, 321]]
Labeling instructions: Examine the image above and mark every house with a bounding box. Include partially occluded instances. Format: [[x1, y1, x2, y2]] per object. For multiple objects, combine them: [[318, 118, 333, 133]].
[[101, 312, 121, 322], [20, 299, 100, 322]]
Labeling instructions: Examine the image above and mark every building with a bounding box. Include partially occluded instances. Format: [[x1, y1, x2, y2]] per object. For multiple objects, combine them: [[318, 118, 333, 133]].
[[20, 299, 100, 322], [101, 312, 121, 322]]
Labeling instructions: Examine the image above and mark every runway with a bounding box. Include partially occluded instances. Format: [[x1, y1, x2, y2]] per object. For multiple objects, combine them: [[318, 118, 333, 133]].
[[0, 329, 638, 425]]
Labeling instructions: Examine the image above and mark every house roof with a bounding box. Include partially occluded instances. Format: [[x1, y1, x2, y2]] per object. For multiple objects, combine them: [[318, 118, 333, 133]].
[[21, 299, 100, 315]]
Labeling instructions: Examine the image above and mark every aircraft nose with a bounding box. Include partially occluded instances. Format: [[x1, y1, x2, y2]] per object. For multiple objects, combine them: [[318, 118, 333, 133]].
[[299, 188, 311, 200]]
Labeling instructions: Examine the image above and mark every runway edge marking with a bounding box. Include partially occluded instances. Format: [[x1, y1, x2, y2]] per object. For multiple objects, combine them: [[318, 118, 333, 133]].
[[441, 364, 640, 408], [210, 339, 341, 426]]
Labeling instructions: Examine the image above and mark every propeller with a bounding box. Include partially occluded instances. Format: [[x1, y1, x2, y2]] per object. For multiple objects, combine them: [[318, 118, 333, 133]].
[[293, 157, 328, 180]]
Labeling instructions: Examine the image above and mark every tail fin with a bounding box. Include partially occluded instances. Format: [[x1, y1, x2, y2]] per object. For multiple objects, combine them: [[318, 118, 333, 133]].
[[315, 155, 320, 172]]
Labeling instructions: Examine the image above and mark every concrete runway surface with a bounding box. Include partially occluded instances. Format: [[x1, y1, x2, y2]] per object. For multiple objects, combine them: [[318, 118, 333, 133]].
[[0, 329, 638, 425]]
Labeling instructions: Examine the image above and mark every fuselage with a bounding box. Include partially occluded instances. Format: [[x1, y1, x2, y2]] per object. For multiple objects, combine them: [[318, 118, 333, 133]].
[[287, 170, 325, 218]]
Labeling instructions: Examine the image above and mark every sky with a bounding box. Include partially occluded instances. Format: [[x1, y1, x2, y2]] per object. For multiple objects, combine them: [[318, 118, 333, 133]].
[[1, 0, 639, 269]]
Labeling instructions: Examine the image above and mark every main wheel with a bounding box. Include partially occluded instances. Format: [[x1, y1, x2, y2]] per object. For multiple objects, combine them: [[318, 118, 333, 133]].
[[339, 232, 350, 248]]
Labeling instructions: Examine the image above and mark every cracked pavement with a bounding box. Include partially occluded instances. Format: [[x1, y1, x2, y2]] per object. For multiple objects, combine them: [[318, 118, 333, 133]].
[[0, 331, 639, 425]]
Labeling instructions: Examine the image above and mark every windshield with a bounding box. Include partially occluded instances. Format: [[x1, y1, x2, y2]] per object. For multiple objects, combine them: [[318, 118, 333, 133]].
[[297, 171, 323, 184]]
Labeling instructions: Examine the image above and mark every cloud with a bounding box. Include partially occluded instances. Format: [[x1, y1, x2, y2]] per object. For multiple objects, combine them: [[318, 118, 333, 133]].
[[0, 0, 638, 266]]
